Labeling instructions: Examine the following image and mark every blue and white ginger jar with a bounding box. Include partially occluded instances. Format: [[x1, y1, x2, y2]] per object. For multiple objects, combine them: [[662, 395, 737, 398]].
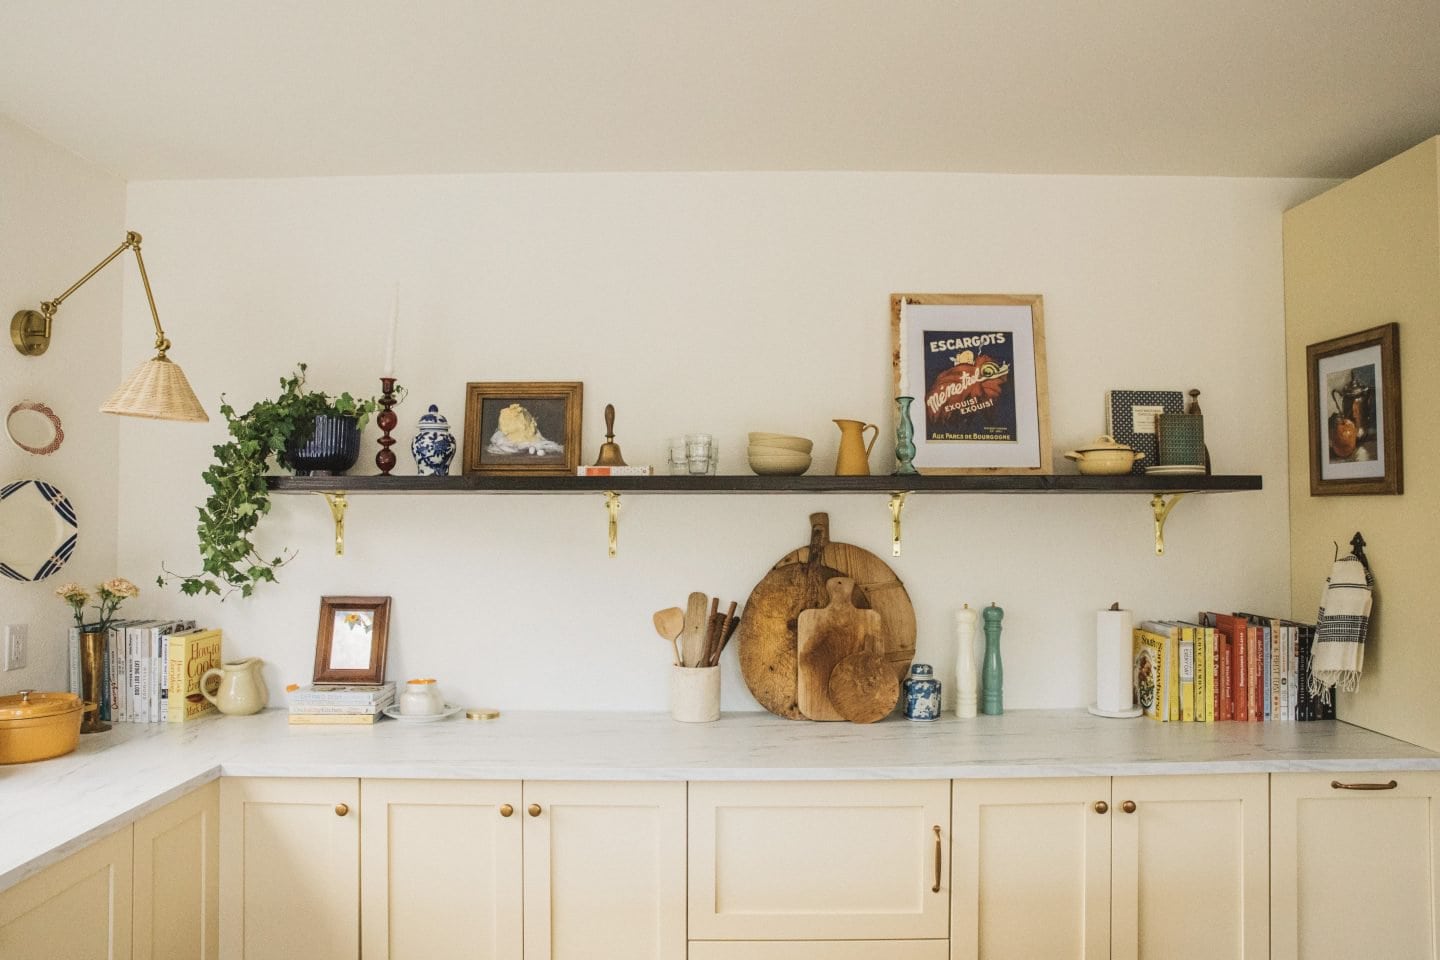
[[904, 663, 942, 721], [411, 404, 457, 476]]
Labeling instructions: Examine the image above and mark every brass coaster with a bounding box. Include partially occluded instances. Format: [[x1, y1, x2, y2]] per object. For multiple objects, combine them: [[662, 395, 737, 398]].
[[465, 708, 501, 720]]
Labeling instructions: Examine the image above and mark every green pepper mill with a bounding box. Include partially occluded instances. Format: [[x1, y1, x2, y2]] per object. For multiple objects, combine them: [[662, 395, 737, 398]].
[[981, 602, 1004, 715]]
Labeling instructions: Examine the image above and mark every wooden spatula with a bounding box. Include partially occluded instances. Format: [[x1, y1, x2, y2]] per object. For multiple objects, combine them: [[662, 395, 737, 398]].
[[681, 592, 709, 668], [652, 607, 685, 666]]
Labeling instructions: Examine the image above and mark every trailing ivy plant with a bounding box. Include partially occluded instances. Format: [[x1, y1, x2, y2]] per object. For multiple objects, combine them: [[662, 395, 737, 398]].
[[159, 364, 390, 599]]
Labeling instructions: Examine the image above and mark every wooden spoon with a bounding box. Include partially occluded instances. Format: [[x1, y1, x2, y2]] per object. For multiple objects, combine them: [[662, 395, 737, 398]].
[[681, 592, 709, 668], [652, 607, 685, 666]]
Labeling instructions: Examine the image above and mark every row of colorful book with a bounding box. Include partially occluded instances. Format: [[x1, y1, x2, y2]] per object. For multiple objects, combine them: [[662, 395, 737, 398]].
[[68, 621, 223, 723], [1132, 613, 1336, 723], [285, 682, 395, 724]]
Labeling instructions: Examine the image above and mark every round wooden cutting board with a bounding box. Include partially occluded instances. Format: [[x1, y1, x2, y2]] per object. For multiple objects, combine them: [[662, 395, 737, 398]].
[[739, 512, 915, 719]]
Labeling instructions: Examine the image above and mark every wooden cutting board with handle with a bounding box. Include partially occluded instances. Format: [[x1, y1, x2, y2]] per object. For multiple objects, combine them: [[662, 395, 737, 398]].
[[774, 512, 916, 685], [797, 577, 884, 721], [739, 521, 865, 718]]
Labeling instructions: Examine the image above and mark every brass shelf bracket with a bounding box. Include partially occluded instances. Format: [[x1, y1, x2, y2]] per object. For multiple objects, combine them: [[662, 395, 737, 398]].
[[321, 492, 348, 556], [889, 491, 910, 557], [1150, 492, 1186, 556], [604, 491, 621, 558]]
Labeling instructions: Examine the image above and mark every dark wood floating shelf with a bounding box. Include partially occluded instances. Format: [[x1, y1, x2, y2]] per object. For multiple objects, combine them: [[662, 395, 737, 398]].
[[269, 473, 1262, 495]]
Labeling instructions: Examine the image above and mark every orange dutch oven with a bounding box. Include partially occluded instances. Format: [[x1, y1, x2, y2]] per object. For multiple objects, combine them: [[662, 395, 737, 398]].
[[0, 690, 86, 764]]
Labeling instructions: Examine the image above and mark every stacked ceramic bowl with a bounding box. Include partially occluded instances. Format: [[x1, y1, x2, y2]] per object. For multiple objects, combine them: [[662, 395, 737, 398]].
[[747, 432, 813, 476]]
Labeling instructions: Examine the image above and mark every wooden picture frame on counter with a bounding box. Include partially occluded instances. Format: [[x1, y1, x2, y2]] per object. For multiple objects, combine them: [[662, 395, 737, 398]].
[[891, 294, 1052, 474], [462, 381, 583, 476], [313, 596, 391, 685], [1307, 322, 1402, 496]]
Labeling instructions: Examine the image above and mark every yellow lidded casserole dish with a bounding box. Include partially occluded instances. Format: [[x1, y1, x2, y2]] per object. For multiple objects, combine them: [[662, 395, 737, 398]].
[[0, 690, 85, 764]]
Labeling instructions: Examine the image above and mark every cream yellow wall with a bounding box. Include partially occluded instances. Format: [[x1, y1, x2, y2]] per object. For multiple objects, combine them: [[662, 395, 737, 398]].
[[116, 172, 1327, 711], [0, 116, 125, 695], [1284, 137, 1440, 748]]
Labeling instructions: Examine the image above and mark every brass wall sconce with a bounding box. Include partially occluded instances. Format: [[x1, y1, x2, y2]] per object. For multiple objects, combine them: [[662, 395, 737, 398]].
[[10, 231, 207, 422]]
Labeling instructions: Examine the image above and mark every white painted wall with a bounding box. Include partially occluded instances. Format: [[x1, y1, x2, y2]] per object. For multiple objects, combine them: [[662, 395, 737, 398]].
[[118, 173, 1329, 712], [0, 116, 125, 695]]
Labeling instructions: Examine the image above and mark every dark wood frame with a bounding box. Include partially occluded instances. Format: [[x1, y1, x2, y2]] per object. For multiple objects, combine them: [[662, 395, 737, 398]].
[[313, 596, 391, 684], [1306, 322, 1402, 496], [890, 293, 1052, 475], [462, 381, 582, 477]]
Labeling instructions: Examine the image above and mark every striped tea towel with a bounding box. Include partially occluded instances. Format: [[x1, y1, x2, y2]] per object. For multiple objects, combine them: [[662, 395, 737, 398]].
[[1310, 552, 1374, 702]]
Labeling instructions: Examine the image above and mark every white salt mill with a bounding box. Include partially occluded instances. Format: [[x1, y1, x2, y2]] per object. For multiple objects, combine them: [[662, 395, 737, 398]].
[[954, 604, 978, 719]]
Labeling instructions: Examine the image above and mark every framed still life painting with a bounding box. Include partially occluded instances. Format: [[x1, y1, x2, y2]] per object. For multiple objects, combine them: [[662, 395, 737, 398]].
[[1307, 322, 1402, 496], [462, 381, 583, 477], [890, 294, 1052, 475]]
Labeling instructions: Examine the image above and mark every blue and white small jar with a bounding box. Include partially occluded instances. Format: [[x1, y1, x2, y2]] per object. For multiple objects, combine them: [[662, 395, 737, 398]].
[[904, 663, 942, 721], [410, 404, 457, 476]]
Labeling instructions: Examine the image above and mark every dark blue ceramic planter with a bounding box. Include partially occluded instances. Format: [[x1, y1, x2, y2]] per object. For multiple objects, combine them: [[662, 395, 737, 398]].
[[283, 415, 360, 476]]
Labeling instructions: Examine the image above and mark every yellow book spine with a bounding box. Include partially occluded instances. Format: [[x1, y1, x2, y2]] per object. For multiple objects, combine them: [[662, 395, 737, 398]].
[[288, 712, 379, 725], [1191, 626, 1206, 723], [1204, 626, 1217, 722], [1178, 626, 1196, 723]]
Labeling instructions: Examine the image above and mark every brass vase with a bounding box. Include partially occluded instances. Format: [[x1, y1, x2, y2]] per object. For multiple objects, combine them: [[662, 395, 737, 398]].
[[80, 631, 110, 733]]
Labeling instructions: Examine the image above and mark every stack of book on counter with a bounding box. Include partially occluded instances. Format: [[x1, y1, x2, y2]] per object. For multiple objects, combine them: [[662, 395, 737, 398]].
[[67, 621, 221, 723], [1132, 613, 1336, 723], [286, 682, 396, 724]]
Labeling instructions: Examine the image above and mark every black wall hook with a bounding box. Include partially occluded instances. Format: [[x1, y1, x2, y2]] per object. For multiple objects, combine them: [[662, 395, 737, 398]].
[[1350, 531, 1370, 570]]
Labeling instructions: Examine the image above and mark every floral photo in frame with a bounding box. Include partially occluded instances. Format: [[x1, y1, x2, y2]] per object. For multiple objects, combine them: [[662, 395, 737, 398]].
[[463, 381, 582, 477], [890, 293, 1052, 474], [313, 596, 391, 685], [1307, 322, 1402, 496]]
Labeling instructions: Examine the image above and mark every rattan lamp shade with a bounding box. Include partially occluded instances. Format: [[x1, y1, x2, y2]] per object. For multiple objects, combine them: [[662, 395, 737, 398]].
[[100, 355, 209, 422]]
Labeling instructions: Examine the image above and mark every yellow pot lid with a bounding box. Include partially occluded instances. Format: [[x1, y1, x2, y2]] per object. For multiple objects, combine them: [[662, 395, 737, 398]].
[[1069, 434, 1138, 454], [0, 690, 82, 722]]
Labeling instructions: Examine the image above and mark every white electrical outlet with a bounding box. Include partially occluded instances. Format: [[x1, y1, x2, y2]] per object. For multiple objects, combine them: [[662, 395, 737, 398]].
[[4, 624, 28, 671]]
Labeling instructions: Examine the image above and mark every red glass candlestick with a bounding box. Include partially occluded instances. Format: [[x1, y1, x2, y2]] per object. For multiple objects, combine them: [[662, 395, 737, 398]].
[[376, 377, 398, 475]]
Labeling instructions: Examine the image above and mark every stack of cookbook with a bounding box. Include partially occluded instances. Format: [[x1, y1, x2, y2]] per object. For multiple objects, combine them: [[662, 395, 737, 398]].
[[285, 682, 396, 724]]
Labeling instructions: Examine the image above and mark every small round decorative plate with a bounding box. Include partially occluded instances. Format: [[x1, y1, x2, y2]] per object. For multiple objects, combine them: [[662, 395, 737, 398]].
[[381, 704, 464, 722], [0, 480, 79, 581], [5, 401, 64, 456]]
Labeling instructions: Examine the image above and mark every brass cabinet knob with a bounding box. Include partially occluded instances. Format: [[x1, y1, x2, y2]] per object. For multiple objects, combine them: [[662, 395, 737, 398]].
[[334, 803, 349, 817], [499, 804, 514, 817], [1121, 800, 1136, 814], [528, 803, 542, 817], [1094, 800, 1108, 814]]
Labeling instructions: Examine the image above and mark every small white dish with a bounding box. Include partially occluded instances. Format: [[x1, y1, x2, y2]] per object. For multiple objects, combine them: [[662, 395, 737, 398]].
[[1144, 465, 1206, 476], [382, 704, 464, 722]]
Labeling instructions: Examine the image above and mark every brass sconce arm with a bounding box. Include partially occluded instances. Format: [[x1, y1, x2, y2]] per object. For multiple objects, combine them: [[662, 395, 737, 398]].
[[12, 231, 172, 358]]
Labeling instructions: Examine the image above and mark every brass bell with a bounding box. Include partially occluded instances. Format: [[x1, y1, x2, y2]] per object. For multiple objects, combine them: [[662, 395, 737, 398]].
[[594, 403, 627, 467]]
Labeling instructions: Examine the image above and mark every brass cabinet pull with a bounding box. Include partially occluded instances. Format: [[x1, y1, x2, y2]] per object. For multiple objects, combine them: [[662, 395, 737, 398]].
[[1121, 800, 1136, 814], [1331, 779, 1398, 791], [932, 825, 942, 893], [1094, 800, 1109, 815], [334, 803, 349, 817], [528, 803, 542, 817], [499, 804, 514, 817]]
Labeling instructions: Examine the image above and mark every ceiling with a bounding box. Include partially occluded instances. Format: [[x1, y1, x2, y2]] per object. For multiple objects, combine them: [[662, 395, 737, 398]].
[[1, 1, 1437, 181]]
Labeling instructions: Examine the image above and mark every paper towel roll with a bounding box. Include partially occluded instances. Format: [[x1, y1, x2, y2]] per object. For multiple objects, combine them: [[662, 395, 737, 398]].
[[1095, 608, 1135, 713]]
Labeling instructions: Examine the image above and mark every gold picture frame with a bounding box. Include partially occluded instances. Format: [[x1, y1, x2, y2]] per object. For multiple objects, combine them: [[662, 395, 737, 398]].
[[890, 294, 1052, 475], [313, 596, 391, 685], [462, 381, 583, 476]]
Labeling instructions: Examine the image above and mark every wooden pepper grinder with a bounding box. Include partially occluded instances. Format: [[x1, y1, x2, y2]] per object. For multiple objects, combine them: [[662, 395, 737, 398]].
[[593, 403, 627, 467], [981, 602, 1004, 716]]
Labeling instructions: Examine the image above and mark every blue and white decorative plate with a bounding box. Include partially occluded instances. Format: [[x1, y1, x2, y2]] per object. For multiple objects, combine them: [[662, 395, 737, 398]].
[[0, 479, 78, 581]]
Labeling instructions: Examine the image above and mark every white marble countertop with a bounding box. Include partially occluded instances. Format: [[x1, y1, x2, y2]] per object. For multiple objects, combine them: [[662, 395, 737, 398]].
[[4, 707, 1439, 893]]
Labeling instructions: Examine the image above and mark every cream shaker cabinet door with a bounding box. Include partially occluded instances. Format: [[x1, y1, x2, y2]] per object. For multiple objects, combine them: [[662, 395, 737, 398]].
[[1272, 770, 1440, 960], [219, 777, 359, 960], [951, 777, 1111, 960], [133, 781, 219, 960], [0, 825, 133, 959], [689, 780, 950, 941], [360, 779, 523, 960], [522, 781, 686, 960], [1111, 773, 1268, 960]]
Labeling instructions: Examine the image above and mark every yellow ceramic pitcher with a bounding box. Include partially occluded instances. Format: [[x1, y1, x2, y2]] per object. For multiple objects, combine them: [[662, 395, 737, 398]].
[[833, 419, 879, 476]]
